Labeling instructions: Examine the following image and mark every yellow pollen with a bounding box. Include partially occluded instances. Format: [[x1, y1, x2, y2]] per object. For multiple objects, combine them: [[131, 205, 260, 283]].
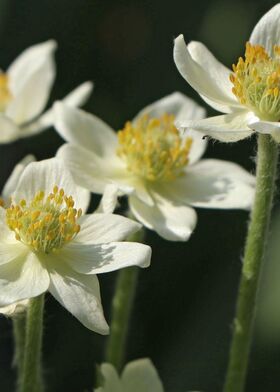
[[230, 42, 280, 121], [6, 186, 82, 254], [0, 73, 12, 112], [117, 114, 193, 182]]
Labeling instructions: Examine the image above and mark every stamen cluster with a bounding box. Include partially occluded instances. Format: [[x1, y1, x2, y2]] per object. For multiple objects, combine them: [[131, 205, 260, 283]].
[[230, 42, 280, 121], [6, 186, 81, 253], [117, 114, 192, 182]]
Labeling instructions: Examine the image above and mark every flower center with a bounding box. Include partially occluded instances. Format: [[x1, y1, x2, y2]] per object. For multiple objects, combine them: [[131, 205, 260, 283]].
[[117, 114, 192, 182], [0, 73, 11, 112], [230, 42, 280, 121], [6, 186, 81, 254]]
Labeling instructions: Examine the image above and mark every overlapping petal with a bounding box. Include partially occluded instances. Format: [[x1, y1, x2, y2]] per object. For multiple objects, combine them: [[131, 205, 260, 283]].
[[129, 193, 197, 241], [173, 36, 241, 113], [61, 241, 151, 274], [12, 158, 90, 212], [0, 251, 49, 307], [249, 4, 280, 56], [54, 103, 118, 157], [158, 159, 255, 210], [48, 262, 108, 334], [176, 111, 253, 142], [76, 213, 141, 244]]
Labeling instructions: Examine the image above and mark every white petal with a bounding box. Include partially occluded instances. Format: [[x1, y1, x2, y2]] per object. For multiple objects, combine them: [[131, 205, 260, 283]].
[[0, 299, 29, 316], [249, 4, 280, 56], [247, 119, 280, 143], [129, 193, 197, 241], [99, 364, 122, 392], [160, 159, 255, 210], [60, 240, 151, 274], [7, 40, 57, 93], [2, 155, 35, 202], [133, 91, 205, 121], [7, 42, 56, 124], [173, 36, 241, 113], [48, 263, 108, 334], [57, 143, 134, 197], [20, 81, 94, 138], [12, 157, 89, 212], [177, 111, 253, 142], [95, 184, 119, 214], [122, 359, 164, 392], [76, 213, 142, 244], [0, 242, 28, 265], [54, 103, 117, 156], [0, 115, 21, 143], [0, 251, 50, 306]]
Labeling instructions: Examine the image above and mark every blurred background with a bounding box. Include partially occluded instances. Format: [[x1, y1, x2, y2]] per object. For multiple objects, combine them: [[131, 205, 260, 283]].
[[0, 0, 279, 391]]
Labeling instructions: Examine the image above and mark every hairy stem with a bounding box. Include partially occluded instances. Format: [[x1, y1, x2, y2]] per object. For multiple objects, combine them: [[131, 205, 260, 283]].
[[20, 294, 45, 392], [223, 134, 278, 392]]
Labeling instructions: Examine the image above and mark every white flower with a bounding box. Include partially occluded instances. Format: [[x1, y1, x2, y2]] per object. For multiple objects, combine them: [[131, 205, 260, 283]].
[[55, 92, 255, 242], [95, 359, 164, 392], [0, 158, 151, 333], [0, 40, 93, 143], [174, 4, 280, 143]]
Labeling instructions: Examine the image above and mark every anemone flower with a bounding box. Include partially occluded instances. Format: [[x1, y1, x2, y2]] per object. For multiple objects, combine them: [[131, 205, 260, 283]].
[[173, 4, 280, 143], [55, 92, 255, 241]]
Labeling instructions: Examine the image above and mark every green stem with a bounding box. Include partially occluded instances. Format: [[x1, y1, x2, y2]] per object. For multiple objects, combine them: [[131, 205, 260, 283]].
[[223, 134, 278, 392], [13, 315, 26, 390], [20, 294, 45, 392], [105, 266, 139, 372]]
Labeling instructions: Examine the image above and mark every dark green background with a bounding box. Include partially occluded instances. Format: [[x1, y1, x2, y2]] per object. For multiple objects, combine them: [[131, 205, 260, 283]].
[[0, 0, 279, 391]]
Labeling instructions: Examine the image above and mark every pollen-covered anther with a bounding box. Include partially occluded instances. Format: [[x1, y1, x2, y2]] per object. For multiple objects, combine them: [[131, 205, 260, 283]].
[[230, 42, 280, 121], [117, 114, 193, 182], [6, 186, 82, 253]]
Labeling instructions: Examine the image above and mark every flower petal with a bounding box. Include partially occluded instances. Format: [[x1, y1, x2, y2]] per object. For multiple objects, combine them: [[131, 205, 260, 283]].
[[95, 184, 119, 214], [54, 103, 117, 157], [76, 213, 141, 244], [176, 111, 253, 142], [7, 40, 57, 93], [129, 193, 197, 241], [0, 251, 49, 306], [48, 263, 108, 334], [7, 41, 57, 124], [2, 155, 35, 202], [57, 143, 152, 203], [20, 81, 94, 138], [0, 115, 21, 143], [12, 157, 90, 212], [159, 159, 255, 210], [247, 118, 280, 143], [122, 359, 164, 392], [98, 364, 122, 392], [133, 91, 205, 122], [60, 241, 151, 275], [249, 4, 280, 56], [173, 36, 241, 113]]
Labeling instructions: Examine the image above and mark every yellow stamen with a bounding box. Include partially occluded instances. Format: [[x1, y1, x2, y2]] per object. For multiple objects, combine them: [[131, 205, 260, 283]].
[[230, 42, 280, 121], [117, 114, 193, 182], [6, 186, 82, 254]]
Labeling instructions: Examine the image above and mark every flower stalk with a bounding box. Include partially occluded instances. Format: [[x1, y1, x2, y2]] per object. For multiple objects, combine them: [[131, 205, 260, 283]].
[[13, 315, 26, 390], [20, 294, 45, 392], [105, 266, 139, 372], [105, 229, 145, 372], [223, 134, 278, 392]]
